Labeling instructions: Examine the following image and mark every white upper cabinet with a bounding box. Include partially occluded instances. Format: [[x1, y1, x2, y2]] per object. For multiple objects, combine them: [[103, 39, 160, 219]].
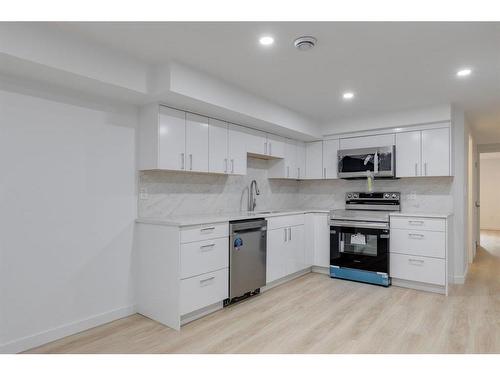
[[422, 127, 450, 177], [228, 124, 247, 175], [245, 127, 268, 156], [296, 142, 306, 179], [305, 141, 323, 179], [208, 118, 229, 174], [396, 131, 421, 177], [323, 139, 339, 179], [185, 113, 209, 173], [285, 139, 297, 178], [339, 134, 395, 149], [267, 134, 285, 158], [158, 106, 186, 171]]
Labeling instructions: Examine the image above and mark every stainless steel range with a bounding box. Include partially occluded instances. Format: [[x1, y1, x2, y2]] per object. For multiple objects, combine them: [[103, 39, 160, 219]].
[[329, 192, 401, 286]]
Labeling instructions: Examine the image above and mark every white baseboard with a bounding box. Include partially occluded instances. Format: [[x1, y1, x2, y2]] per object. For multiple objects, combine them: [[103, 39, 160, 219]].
[[0, 305, 136, 354], [392, 278, 446, 295], [453, 265, 469, 284], [311, 265, 329, 275]]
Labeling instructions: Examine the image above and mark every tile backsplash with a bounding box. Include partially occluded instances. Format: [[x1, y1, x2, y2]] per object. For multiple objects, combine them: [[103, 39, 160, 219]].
[[138, 158, 454, 218]]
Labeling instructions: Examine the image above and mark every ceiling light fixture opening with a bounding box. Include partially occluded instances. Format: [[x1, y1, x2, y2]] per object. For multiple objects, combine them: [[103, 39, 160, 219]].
[[259, 36, 274, 46], [456, 68, 472, 77], [343, 92, 355, 100]]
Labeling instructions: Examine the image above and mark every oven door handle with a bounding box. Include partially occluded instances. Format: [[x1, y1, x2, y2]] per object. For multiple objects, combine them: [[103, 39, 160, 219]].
[[330, 220, 389, 230]]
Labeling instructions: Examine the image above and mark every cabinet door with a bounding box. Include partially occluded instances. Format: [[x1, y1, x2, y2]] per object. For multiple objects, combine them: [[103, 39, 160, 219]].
[[244, 127, 268, 156], [305, 141, 323, 179], [208, 118, 228, 174], [339, 134, 395, 149], [396, 131, 421, 177], [158, 107, 186, 171], [422, 128, 450, 176], [186, 113, 209, 172], [267, 134, 286, 158], [313, 214, 330, 268], [289, 225, 305, 274], [296, 142, 306, 179], [228, 124, 247, 175], [323, 139, 339, 179], [266, 228, 287, 283], [285, 139, 297, 178]]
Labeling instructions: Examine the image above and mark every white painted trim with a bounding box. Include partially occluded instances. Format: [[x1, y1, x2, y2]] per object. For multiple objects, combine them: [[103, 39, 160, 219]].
[[453, 264, 469, 284], [392, 278, 446, 295], [0, 305, 136, 354], [262, 268, 311, 291], [311, 265, 330, 275], [180, 302, 223, 326]]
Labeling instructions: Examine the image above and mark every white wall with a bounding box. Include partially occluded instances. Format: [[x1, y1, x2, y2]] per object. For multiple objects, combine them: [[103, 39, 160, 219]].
[[0, 89, 138, 353], [480, 154, 500, 230]]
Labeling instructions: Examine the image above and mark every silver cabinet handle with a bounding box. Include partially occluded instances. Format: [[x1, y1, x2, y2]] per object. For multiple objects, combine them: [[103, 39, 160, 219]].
[[408, 258, 425, 264], [231, 159, 234, 174], [284, 228, 287, 242], [269, 142, 272, 155], [201, 227, 215, 232], [288, 227, 292, 241], [415, 163, 418, 176], [424, 162, 428, 176], [408, 220, 424, 225], [200, 276, 215, 286], [324, 167, 326, 178], [264, 142, 267, 154], [408, 233, 425, 239], [181, 153, 185, 170], [224, 158, 228, 173], [200, 243, 216, 250], [189, 154, 193, 170], [287, 166, 290, 178], [298, 167, 300, 179]]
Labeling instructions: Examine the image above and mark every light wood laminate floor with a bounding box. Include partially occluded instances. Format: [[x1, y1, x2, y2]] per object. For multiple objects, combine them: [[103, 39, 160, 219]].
[[27, 230, 500, 354]]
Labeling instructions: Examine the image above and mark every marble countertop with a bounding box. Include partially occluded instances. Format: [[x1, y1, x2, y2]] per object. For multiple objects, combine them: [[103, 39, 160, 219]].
[[136, 209, 331, 227], [389, 212, 453, 219]]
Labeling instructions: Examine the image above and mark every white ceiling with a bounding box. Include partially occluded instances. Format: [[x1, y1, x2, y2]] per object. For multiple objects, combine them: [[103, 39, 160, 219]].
[[51, 22, 500, 140]]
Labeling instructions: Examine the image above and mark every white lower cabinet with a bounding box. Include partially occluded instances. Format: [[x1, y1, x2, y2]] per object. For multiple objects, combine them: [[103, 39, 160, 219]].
[[390, 215, 449, 294], [305, 213, 330, 268], [266, 215, 306, 284], [136, 221, 229, 331]]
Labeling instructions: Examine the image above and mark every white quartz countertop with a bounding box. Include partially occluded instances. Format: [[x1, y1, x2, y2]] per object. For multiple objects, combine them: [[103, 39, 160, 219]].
[[389, 212, 453, 219], [136, 209, 331, 227]]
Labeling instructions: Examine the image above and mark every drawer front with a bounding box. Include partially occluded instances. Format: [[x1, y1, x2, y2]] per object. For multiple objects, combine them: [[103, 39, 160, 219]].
[[390, 216, 445, 232], [390, 229, 445, 259], [390, 253, 445, 286], [180, 237, 229, 279], [180, 268, 229, 315], [180, 222, 228, 243], [267, 214, 305, 230]]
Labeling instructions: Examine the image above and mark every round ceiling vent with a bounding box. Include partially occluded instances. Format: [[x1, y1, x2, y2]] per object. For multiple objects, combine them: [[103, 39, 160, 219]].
[[293, 36, 317, 51]]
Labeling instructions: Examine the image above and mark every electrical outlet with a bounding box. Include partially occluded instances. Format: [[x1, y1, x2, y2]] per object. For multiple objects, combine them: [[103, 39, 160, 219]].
[[408, 192, 417, 200], [139, 188, 148, 200]]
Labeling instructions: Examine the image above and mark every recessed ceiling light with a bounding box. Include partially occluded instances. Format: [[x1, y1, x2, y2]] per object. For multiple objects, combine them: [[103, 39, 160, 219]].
[[343, 92, 355, 100], [456, 68, 472, 77], [259, 36, 274, 46]]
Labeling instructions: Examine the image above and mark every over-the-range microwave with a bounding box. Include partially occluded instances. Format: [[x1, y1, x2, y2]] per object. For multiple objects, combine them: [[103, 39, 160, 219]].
[[337, 145, 395, 179]]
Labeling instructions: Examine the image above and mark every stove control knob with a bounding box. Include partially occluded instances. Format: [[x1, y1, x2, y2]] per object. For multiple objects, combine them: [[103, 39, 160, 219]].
[[384, 193, 390, 199], [353, 193, 359, 199], [392, 193, 398, 199], [347, 194, 352, 199]]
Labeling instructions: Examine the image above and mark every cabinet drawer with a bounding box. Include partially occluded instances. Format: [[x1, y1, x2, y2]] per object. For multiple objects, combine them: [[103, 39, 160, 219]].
[[390, 216, 445, 232], [390, 253, 445, 286], [180, 237, 229, 279], [180, 268, 228, 315], [390, 229, 445, 259], [180, 222, 228, 243], [267, 214, 305, 230]]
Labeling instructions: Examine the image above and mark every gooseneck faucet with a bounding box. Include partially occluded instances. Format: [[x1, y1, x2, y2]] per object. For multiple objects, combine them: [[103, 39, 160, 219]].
[[248, 180, 260, 211]]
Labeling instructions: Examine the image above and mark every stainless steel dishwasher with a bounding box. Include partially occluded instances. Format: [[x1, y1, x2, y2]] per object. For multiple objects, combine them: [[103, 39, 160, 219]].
[[225, 218, 267, 306]]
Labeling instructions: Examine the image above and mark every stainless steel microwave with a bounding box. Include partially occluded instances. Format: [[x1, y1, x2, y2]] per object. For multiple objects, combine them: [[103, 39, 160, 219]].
[[337, 145, 395, 179]]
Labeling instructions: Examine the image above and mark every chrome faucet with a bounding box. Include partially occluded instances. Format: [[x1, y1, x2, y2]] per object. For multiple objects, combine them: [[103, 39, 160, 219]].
[[248, 180, 260, 211]]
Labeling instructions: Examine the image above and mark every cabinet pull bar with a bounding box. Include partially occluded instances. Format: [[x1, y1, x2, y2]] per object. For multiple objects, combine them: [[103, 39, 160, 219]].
[[201, 227, 216, 232], [189, 154, 193, 170], [231, 159, 234, 174], [200, 276, 215, 285], [181, 153, 185, 170]]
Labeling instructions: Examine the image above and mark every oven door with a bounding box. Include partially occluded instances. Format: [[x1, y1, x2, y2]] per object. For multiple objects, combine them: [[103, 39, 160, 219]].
[[330, 221, 390, 273], [337, 146, 394, 179]]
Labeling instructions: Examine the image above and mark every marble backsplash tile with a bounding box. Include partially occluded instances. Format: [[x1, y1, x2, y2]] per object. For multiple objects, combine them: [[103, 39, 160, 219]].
[[139, 157, 454, 218]]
